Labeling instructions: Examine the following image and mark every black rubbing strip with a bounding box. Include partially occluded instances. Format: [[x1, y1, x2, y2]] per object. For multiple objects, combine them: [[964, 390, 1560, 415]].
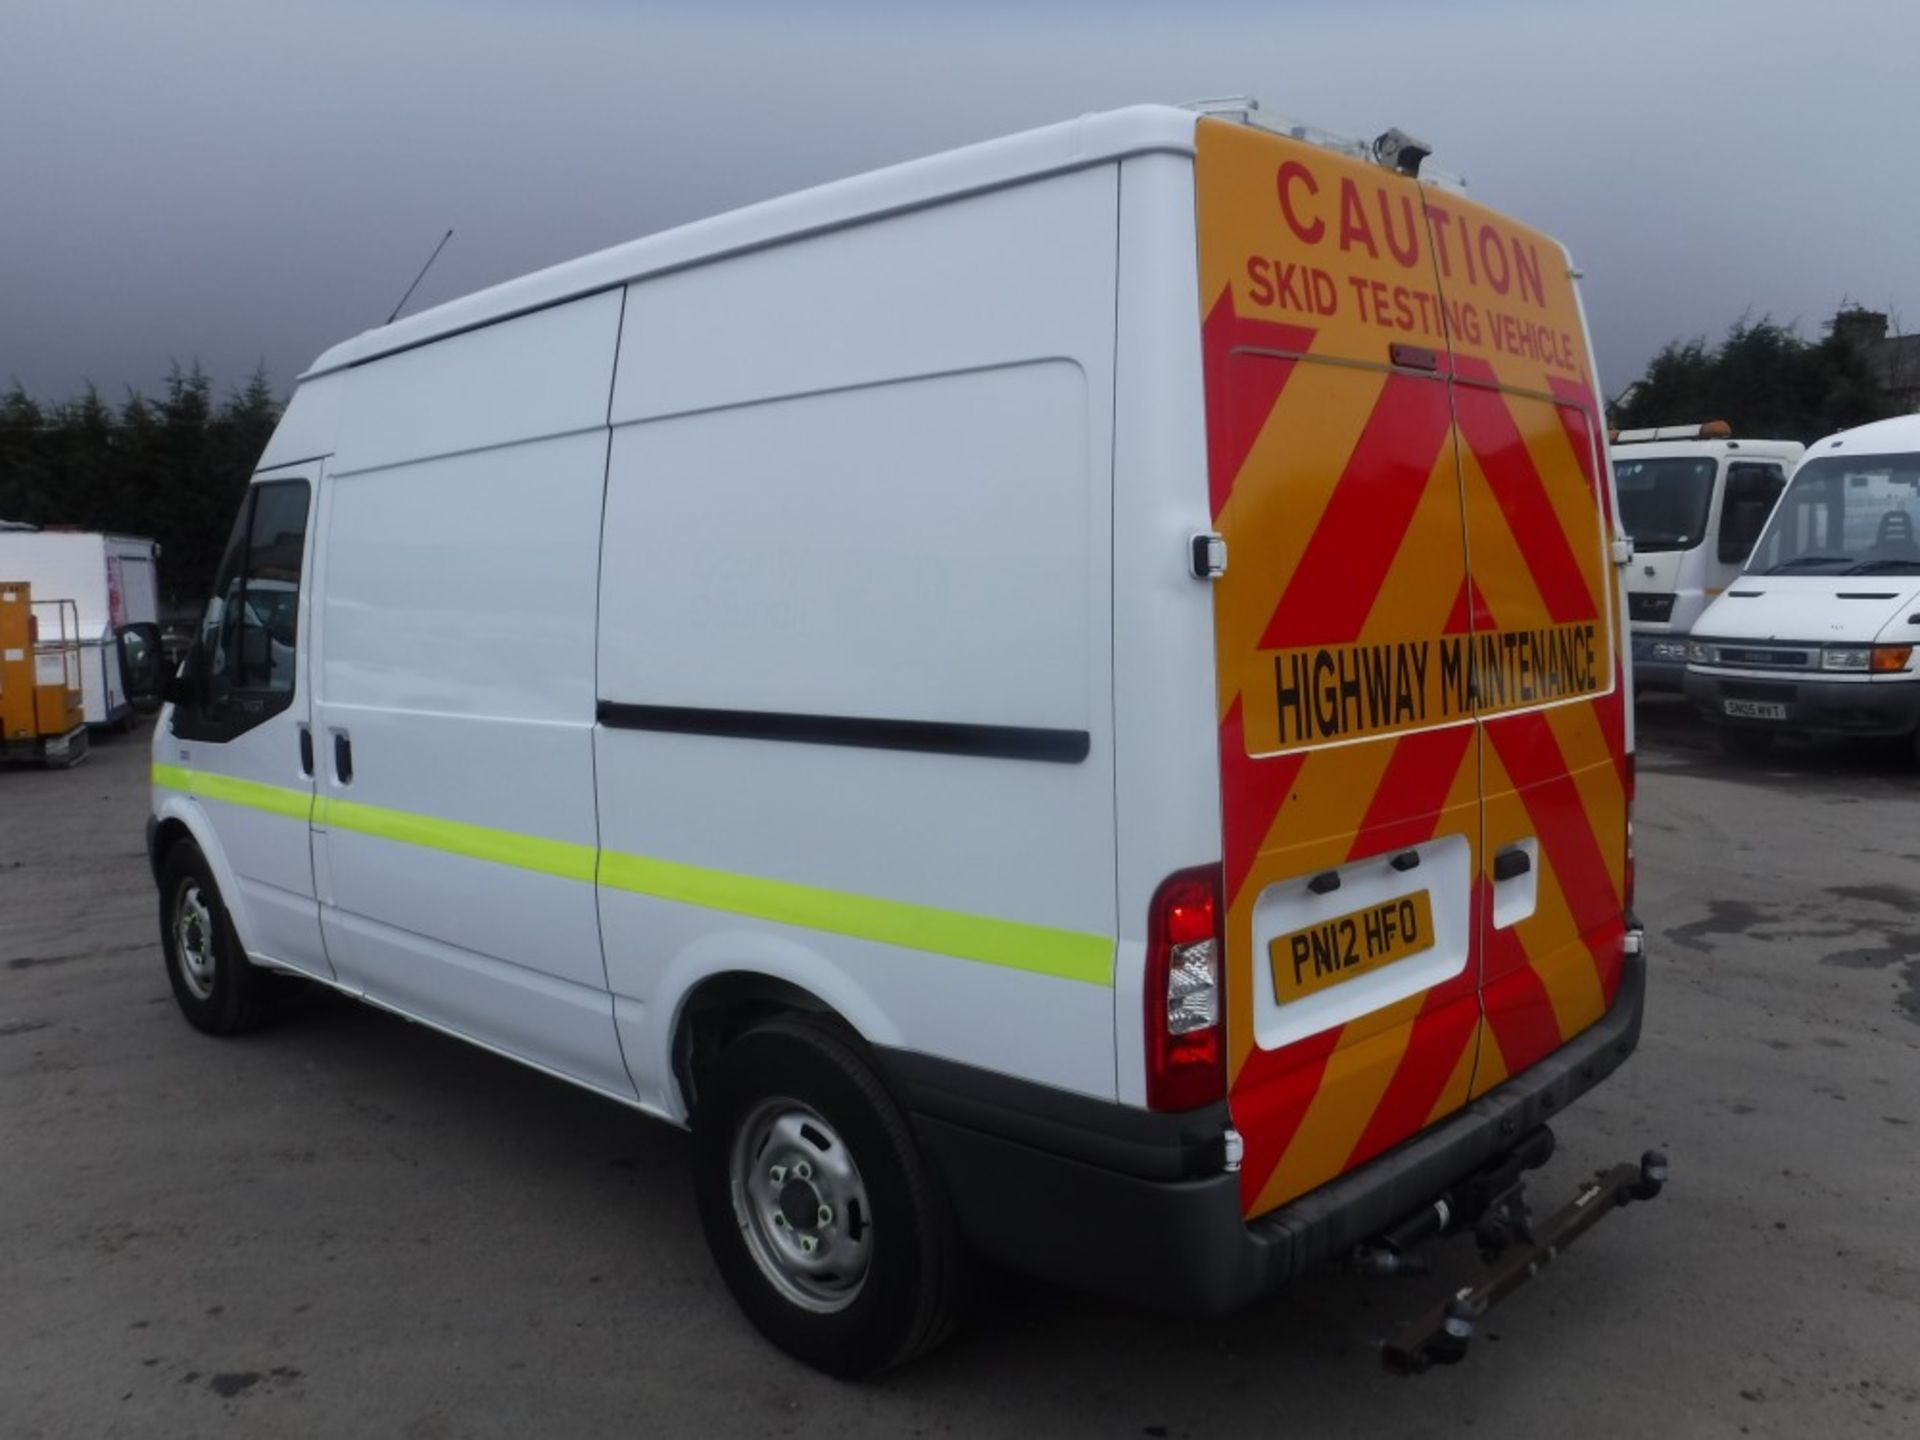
[[596, 702, 1089, 763]]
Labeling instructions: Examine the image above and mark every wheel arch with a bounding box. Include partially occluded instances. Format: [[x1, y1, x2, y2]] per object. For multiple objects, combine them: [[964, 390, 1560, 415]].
[[666, 966, 896, 1125], [149, 793, 257, 952]]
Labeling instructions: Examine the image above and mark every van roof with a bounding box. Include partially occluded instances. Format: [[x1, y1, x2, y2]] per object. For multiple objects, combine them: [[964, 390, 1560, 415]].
[[303, 105, 1202, 379], [1806, 412, 1920, 457]]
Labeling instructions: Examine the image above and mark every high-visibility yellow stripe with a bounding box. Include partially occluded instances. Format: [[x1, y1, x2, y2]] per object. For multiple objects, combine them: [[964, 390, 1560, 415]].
[[151, 762, 313, 821], [149, 763, 1112, 986], [319, 797, 598, 884], [151, 762, 196, 794], [597, 851, 1112, 985]]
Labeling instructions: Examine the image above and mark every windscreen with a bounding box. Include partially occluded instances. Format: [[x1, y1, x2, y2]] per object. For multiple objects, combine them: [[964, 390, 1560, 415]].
[[1612, 456, 1716, 551], [1748, 452, 1920, 576]]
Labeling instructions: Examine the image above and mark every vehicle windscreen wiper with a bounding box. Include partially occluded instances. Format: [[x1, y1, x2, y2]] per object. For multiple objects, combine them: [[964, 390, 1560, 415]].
[[1766, 555, 1854, 574], [1846, 558, 1920, 574]]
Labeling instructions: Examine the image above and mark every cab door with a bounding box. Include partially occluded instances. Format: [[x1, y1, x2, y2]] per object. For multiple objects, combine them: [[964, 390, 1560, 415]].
[[1420, 190, 1631, 1095], [1196, 119, 1488, 1220], [159, 465, 332, 980]]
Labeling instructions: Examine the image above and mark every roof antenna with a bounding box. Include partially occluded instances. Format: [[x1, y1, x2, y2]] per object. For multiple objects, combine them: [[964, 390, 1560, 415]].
[[385, 228, 454, 326]]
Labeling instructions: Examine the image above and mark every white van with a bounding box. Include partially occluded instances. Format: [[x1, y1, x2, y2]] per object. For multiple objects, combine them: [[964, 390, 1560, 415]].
[[144, 103, 1653, 1374], [1685, 413, 1920, 757], [0, 527, 162, 726], [1609, 425, 1801, 689]]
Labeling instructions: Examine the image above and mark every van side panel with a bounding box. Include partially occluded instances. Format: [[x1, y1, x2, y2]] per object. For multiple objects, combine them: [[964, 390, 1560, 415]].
[[1108, 151, 1222, 1107], [312, 291, 631, 1097], [596, 169, 1121, 1113], [256, 372, 343, 471]]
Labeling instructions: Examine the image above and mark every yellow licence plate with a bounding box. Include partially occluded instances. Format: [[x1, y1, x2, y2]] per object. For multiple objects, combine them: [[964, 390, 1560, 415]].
[[1269, 891, 1436, 1003]]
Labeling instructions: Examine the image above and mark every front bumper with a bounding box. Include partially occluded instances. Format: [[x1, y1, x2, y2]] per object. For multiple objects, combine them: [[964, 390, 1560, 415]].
[[1683, 670, 1920, 737], [900, 947, 1647, 1317]]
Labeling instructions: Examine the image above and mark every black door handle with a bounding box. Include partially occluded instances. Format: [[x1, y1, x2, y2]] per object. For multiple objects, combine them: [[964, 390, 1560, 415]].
[[298, 726, 314, 777], [333, 732, 353, 784], [1493, 847, 1531, 882]]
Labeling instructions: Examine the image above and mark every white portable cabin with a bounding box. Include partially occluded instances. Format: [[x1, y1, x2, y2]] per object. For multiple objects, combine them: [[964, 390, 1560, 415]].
[[0, 528, 160, 726]]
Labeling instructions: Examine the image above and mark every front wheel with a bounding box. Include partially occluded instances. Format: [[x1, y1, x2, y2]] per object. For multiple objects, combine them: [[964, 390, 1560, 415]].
[[158, 839, 269, 1035], [691, 1017, 969, 1376]]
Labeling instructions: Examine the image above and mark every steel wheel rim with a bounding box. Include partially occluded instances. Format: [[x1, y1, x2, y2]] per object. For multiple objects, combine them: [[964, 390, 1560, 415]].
[[173, 880, 217, 1001], [729, 1098, 873, 1313]]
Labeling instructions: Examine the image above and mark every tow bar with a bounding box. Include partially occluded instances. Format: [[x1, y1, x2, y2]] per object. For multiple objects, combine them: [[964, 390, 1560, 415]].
[[1375, 1145, 1668, 1375]]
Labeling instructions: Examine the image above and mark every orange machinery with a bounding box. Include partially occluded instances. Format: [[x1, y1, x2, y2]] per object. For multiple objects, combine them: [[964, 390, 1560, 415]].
[[0, 580, 88, 767]]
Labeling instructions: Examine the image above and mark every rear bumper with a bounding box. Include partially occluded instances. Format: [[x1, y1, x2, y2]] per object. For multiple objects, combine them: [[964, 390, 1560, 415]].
[[899, 946, 1646, 1316], [1683, 670, 1920, 737]]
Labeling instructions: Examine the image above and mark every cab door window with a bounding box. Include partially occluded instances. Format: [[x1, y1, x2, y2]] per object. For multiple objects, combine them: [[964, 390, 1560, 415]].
[[1718, 462, 1786, 564], [174, 479, 310, 742]]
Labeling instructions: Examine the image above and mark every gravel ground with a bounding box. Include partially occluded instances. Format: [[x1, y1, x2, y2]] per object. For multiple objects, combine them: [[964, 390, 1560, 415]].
[[3, 700, 1917, 1438]]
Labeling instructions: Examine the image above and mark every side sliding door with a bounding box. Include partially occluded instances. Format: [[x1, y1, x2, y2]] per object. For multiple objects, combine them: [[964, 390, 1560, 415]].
[[309, 292, 631, 1098]]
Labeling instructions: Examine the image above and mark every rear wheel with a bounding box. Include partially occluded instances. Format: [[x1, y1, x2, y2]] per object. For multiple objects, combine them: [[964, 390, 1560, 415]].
[[1716, 725, 1775, 760], [691, 1016, 969, 1376], [159, 840, 268, 1035]]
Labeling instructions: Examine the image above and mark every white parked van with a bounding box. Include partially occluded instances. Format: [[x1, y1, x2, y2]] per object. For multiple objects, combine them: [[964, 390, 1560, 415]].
[[1610, 425, 1801, 689], [1685, 413, 1920, 757], [145, 102, 1654, 1374], [0, 527, 162, 726]]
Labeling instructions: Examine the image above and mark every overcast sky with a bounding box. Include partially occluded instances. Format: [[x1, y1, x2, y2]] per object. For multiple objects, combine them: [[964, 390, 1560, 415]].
[[5, 0, 1915, 404]]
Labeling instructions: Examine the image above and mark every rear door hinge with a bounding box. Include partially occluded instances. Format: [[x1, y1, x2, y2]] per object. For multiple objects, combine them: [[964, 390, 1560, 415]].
[[1611, 534, 1635, 567]]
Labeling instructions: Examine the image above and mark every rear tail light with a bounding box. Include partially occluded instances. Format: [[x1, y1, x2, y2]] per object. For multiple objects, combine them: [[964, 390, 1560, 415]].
[[1145, 865, 1226, 1111]]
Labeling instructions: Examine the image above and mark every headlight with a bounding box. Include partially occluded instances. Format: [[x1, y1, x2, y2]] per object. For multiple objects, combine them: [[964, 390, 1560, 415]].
[[1823, 646, 1871, 671], [1651, 641, 1689, 661], [1688, 641, 1715, 664]]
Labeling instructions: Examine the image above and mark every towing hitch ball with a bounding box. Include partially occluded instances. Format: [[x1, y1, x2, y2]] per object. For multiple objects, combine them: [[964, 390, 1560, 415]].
[[1629, 1149, 1669, 1202]]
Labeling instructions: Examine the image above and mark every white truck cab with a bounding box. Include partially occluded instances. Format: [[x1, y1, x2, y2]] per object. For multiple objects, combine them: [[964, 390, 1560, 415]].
[[1611, 424, 1801, 690], [1686, 413, 1920, 757]]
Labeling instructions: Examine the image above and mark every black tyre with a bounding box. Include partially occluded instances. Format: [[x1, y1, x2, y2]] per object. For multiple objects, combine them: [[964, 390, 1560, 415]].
[[158, 839, 268, 1035], [691, 1016, 969, 1376], [1716, 725, 1775, 760]]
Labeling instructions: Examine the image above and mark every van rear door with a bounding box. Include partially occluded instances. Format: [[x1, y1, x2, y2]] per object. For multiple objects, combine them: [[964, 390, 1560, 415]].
[[1420, 190, 1630, 1096], [1195, 118, 1487, 1220]]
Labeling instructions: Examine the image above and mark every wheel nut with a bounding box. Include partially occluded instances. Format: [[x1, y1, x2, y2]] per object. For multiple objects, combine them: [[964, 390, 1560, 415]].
[[768, 1165, 787, 1184], [772, 1213, 788, 1229], [817, 1205, 833, 1227], [799, 1235, 817, 1254], [793, 1161, 812, 1181]]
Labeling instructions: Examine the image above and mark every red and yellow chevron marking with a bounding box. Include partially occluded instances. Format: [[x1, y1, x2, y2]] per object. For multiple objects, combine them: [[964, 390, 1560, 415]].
[[1195, 118, 1629, 1219]]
